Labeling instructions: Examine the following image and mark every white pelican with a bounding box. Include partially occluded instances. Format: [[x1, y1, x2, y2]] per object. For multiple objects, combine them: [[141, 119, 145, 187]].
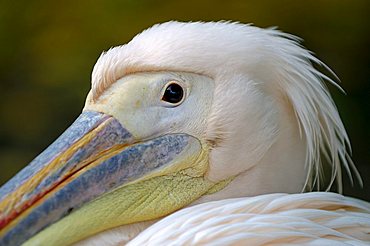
[[0, 21, 369, 245]]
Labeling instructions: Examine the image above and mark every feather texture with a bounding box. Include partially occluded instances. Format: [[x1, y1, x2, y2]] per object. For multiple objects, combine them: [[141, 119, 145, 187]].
[[128, 193, 370, 245]]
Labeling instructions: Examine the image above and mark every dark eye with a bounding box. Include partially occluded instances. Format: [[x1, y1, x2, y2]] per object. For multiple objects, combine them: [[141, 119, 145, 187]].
[[161, 82, 184, 105]]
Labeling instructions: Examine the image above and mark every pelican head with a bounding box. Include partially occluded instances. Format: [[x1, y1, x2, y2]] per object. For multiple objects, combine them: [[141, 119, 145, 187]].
[[0, 21, 356, 245]]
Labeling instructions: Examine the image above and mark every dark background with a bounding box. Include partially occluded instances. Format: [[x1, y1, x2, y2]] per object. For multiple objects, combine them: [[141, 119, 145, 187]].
[[0, 0, 369, 200]]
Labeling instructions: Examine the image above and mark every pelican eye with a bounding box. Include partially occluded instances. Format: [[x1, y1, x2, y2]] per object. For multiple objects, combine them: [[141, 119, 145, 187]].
[[161, 82, 184, 105]]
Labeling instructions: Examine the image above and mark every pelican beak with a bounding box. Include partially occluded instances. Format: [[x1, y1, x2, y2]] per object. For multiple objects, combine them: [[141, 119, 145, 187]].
[[0, 111, 217, 246]]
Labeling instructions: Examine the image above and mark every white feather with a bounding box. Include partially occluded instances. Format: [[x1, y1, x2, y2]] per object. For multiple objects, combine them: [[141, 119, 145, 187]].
[[128, 193, 370, 245]]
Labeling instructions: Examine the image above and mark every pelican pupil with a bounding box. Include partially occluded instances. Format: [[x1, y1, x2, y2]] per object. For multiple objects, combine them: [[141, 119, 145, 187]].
[[162, 83, 184, 104]]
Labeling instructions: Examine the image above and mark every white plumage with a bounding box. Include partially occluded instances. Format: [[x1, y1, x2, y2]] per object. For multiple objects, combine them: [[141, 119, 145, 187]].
[[127, 193, 370, 245]]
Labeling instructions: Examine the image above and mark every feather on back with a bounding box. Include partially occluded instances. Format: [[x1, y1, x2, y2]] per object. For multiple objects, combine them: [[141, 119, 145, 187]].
[[128, 192, 370, 245]]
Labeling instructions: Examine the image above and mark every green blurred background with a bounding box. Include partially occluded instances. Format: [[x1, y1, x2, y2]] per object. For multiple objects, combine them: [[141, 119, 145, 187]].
[[0, 0, 369, 200]]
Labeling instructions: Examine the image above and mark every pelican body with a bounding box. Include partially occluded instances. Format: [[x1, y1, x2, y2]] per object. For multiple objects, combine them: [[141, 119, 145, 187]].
[[0, 21, 368, 245]]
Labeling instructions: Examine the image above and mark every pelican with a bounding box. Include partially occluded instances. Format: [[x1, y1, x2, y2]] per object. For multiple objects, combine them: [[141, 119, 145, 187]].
[[0, 21, 369, 245]]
